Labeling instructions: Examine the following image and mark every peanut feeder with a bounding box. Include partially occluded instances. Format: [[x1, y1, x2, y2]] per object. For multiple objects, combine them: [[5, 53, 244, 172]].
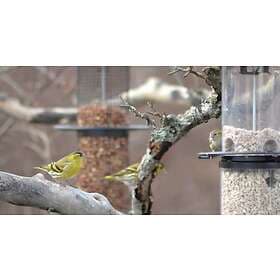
[[56, 67, 148, 212]]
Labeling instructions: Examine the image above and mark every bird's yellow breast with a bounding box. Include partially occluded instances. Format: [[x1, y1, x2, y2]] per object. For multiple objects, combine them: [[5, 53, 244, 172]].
[[56, 156, 84, 180]]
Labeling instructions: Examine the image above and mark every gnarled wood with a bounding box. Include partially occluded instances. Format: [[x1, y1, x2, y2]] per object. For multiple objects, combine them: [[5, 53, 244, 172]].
[[0, 171, 122, 215], [134, 67, 222, 214]]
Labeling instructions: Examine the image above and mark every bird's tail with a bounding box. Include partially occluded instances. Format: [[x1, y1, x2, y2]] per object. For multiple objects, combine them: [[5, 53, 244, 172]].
[[104, 175, 116, 181]]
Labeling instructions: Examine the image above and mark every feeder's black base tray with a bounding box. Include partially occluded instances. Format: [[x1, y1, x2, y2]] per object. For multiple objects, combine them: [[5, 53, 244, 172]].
[[54, 124, 150, 137], [198, 152, 280, 169]]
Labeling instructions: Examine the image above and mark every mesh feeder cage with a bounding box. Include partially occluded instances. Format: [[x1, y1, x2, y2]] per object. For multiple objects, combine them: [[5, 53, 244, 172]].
[[199, 66, 280, 215], [55, 67, 148, 213]]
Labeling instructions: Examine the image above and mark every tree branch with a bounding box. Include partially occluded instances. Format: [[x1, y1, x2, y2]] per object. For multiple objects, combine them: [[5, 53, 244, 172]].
[[0, 171, 122, 215], [0, 78, 209, 124], [113, 77, 209, 106], [0, 96, 77, 124], [129, 67, 221, 214]]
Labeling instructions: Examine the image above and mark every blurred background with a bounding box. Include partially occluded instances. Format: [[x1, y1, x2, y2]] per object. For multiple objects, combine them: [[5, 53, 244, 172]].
[[0, 66, 220, 214]]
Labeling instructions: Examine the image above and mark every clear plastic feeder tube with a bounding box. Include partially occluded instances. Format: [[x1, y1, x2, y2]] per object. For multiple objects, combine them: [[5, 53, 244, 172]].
[[221, 66, 280, 214], [222, 66, 280, 153]]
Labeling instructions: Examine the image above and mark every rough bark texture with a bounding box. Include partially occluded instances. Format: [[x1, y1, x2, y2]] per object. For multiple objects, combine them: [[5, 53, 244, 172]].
[[0, 172, 121, 215], [135, 67, 222, 214]]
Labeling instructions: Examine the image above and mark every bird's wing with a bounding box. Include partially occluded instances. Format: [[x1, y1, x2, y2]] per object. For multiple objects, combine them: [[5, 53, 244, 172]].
[[55, 155, 72, 170], [112, 165, 137, 177], [104, 163, 139, 180], [126, 163, 139, 173]]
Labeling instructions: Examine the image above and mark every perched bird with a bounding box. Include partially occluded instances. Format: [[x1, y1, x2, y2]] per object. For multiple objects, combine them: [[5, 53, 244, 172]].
[[209, 129, 222, 152], [104, 162, 165, 188], [34, 151, 85, 180]]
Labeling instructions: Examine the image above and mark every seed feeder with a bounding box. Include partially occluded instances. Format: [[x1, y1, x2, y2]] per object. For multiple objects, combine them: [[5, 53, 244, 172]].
[[199, 66, 280, 214], [55, 67, 148, 212]]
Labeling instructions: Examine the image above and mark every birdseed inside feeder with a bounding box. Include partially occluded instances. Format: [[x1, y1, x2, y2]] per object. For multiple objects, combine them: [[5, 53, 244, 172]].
[[199, 66, 280, 214]]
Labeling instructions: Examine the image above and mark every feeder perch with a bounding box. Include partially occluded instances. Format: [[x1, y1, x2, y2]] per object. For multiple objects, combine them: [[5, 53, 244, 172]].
[[199, 66, 280, 214], [55, 67, 149, 213]]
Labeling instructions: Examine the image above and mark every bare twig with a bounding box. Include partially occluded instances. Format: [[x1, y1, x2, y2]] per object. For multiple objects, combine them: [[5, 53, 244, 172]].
[[120, 96, 157, 128], [35, 67, 58, 83], [0, 73, 33, 102], [14, 125, 51, 162], [146, 101, 166, 120], [169, 66, 205, 80], [170, 66, 221, 100], [35, 66, 69, 93], [0, 72, 35, 138], [0, 118, 16, 138]]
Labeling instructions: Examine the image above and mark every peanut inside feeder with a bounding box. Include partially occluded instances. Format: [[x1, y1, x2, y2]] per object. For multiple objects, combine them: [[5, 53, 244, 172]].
[[76, 67, 131, 212], [76, 104, 130, 212]]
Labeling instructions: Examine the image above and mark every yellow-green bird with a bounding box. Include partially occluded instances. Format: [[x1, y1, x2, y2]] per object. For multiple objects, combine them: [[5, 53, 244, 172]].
[[104, 162, 165, 188], [34, 151, 85, 180], [209, 129, 222, 152]]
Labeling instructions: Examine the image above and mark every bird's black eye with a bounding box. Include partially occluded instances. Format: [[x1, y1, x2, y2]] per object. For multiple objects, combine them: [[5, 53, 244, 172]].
[[75, 152, 83, 157]]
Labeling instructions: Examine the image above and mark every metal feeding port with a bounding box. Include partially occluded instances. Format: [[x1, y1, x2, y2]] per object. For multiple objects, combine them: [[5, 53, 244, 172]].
[[198, 66, 280, 215], [198, 152, 280, 169], [55, 124, 150, 137]]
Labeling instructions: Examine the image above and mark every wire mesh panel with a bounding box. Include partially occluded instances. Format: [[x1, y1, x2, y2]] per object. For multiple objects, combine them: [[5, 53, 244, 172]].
[[77, 66, 129, 104]]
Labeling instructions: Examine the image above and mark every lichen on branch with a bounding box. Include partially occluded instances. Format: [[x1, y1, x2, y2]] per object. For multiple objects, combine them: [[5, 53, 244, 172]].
[[122, 66, 222, 214]]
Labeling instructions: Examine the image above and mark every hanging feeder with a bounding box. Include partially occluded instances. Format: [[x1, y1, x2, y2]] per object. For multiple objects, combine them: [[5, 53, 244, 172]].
[[55, 66, 149, 212], [199, 66, 280, 214]]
